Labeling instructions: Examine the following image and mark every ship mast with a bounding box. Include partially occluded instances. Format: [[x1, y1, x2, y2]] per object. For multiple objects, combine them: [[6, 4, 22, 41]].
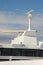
[[27, 10, 33, 31]]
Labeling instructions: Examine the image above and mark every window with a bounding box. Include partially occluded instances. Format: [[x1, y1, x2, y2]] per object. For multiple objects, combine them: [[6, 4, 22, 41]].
[[0, 48, 43, 57], [39, 50, 43, 57], [1, 48, 11, 56]]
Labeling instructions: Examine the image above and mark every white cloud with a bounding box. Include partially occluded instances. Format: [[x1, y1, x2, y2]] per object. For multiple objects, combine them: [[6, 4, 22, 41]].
[[31, 13, 43, 31], [0, 11, 16, 23], [0, 11, 43, 32], [0, 11, 28, 29], [0, 11, 27, 25]]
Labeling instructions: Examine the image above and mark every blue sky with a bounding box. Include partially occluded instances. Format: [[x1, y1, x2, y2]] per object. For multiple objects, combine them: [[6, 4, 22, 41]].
[[0, 0, 43, 31], [0, 0, 43, 43], [0, 0, 43, 14]]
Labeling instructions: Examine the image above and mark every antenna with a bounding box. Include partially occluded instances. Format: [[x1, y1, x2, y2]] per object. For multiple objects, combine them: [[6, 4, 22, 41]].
[[27, 10, 34, 31]]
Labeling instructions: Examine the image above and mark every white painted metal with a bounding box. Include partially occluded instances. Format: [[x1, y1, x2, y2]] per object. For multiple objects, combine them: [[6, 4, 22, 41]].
[[0, 59, 43, 65], [11, 10, 43, 49], [0, 10, 43, 61], [28, 11, 32, 31]]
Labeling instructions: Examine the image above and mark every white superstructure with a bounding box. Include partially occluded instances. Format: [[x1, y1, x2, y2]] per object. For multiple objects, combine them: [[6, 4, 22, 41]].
[[11, 10, 43, 49]]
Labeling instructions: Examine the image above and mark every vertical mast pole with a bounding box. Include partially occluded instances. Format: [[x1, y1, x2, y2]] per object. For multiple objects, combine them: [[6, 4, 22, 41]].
[[28, 16, 31, 31], [27, 11, 32, 31]]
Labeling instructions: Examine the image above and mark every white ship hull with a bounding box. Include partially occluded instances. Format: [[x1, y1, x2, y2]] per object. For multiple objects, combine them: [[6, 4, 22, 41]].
[[0, 59, 43, 65], [0, 56, 43, 61]]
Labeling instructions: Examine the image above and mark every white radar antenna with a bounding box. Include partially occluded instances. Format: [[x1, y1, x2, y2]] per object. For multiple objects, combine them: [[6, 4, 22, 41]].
[[27, 10, 34, 31]]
